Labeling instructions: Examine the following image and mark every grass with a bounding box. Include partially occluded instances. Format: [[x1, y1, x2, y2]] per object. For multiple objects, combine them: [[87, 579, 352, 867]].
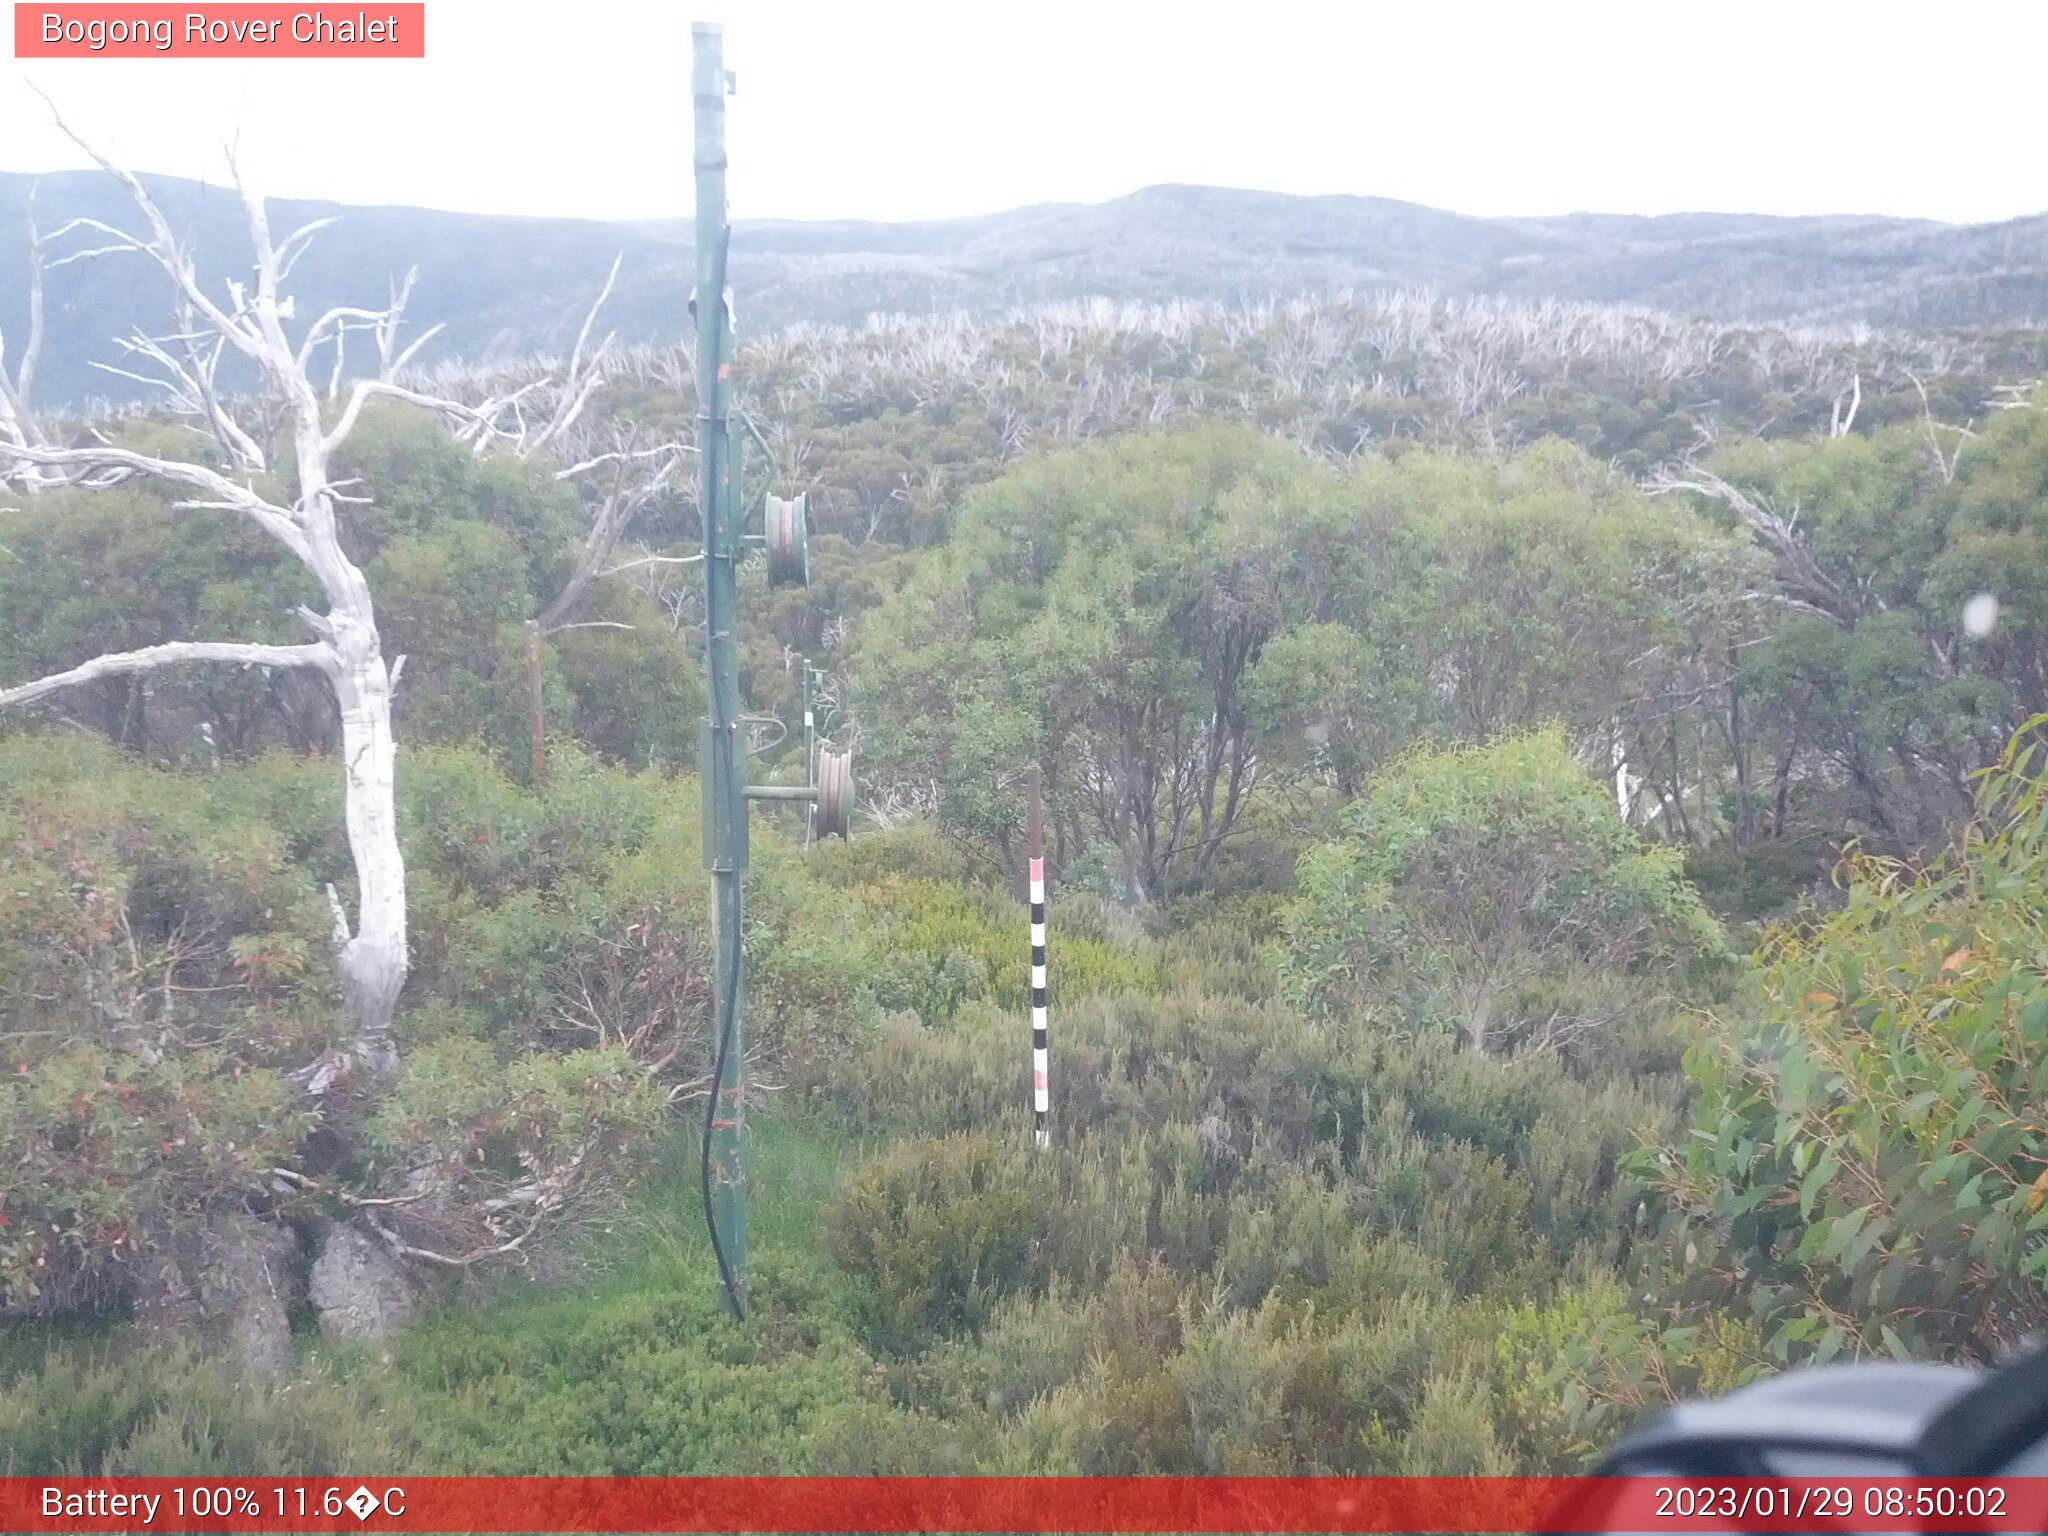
[[317, 1106, 895, 1474], [609, 1105, 864, 1312], [326, 1104, 864, 1339]]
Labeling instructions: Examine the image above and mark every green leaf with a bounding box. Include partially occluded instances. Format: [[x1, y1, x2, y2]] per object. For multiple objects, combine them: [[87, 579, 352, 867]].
[[1844, 1211, 1889, 1274], [1799, 1149, 1840, 1219], [1816, 1205, 1871, 1267]]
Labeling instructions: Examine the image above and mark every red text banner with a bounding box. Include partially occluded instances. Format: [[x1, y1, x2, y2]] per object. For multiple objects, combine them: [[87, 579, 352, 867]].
[[6, 1476, 2048, 1533], [14, 5, 425, 58]]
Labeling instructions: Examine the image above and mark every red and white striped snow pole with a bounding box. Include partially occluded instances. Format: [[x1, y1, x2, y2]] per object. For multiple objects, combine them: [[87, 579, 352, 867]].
[[1027, 764, 1049, 1148]]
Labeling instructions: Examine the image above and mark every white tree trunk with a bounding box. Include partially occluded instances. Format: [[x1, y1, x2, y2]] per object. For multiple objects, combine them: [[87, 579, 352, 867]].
[[332, 617, 407, 1069], [1611, 725, 1636, 823], [4, 113, 629, 1086]]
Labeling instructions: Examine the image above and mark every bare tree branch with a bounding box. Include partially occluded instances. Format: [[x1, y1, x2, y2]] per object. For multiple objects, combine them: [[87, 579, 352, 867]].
[[1648, 464, 1857, 625], [1906, 369, 1974, 486], [0, 185, 58, 490], [321, 377, 506, 458], [0, 443, 312, 560], [536, 434, 689, 635], [600, 551, 703, 578], [523, 253, 622, 457], [0, 640, 333, 708]]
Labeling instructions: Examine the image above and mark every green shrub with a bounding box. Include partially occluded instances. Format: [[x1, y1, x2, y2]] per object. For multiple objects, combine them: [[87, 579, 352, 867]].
[[0, 738, 331, 1314], [806, 823, 982, 891], [902, 1257, 1191, 1421], [207, 751, 349, 883], [390, 1249, 911, 1474], [829, 1134, 1054, 1353], [0, 1340, 413, 1474], [843, 876, 1163, 1026], [982, 1282, 1524, 1476], [550, 591, 704, 771], [1493, 1271, 1766, 1472], [1379, 1370, 1514, 1474], [811, 1005, 1022, 1139], [1638, 725, 2048, 1364], [1281, 728, 1726, 1055]]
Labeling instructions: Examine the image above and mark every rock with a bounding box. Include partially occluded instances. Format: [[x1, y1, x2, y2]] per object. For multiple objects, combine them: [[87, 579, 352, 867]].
[[206, 1220, 297, 1378], [309, 1222, 417, 1339], [133, 1216, 298, 1378]]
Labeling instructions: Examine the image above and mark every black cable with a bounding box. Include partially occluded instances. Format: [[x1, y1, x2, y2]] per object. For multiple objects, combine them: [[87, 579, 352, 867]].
[[699, 902, 746, 1319]]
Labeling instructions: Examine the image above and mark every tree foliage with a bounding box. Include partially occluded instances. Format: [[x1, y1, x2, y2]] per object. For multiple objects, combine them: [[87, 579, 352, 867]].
[[1282, 731, 1725, 1055], [1639, 723, 2048, 1366], [860, 429, 1749, 899], [860, 425, 1330, 899]]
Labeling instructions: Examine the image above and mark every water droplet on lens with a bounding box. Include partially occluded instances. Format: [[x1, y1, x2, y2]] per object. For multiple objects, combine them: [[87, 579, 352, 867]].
[[1964, 593, 2000, 638]]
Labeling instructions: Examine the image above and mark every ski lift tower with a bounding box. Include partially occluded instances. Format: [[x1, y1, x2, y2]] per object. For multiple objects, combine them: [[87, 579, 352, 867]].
[[691, 21, 853, 1320]]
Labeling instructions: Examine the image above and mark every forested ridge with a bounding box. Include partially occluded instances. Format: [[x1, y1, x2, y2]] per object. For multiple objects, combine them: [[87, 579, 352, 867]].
[[10, 169, 2048, 1475], [12, 169, 2048, 403]]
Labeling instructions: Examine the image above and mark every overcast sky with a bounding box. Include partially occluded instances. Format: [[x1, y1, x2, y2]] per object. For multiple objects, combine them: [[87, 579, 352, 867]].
[[5, 0, 2046, 226]]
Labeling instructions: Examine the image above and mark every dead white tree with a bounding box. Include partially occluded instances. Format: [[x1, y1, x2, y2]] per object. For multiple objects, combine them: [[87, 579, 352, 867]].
[[1647, 464, 1859, 626], [0, 121, 581, 1088], [541, 434, 695, 629], [1906, 369, 1974, 486], [1829, 371, 1862, 438], [0, 186, 59, 490], [523, 432, 693, 777]]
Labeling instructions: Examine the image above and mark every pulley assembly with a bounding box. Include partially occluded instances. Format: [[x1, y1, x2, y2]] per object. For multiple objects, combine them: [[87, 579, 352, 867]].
[[815, 744, 853, 839], [764, 492, 809, 588], [739, 659, 852, 842]]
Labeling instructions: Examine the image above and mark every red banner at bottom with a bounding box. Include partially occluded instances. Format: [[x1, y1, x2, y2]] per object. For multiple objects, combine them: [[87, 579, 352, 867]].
[[7, 1476, 2047, 1533]]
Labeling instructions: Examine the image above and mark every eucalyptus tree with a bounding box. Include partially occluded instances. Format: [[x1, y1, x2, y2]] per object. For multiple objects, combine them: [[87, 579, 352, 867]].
[[1281, 730, 1726, 1056], [859, 424, 1332, 900], [1651, 401, 2048, 853], [0, 125, 615, 1086]]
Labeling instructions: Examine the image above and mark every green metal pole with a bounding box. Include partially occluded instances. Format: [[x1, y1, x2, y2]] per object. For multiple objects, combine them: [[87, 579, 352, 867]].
[[693, 20, 746, 1319]]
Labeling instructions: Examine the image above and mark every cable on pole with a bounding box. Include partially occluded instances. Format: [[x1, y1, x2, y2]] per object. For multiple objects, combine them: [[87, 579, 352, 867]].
[[699, 906, 745, 1318]]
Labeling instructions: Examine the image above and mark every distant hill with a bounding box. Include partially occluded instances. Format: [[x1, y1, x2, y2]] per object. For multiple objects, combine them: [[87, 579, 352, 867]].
[[5, 171, 2047, 403]]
